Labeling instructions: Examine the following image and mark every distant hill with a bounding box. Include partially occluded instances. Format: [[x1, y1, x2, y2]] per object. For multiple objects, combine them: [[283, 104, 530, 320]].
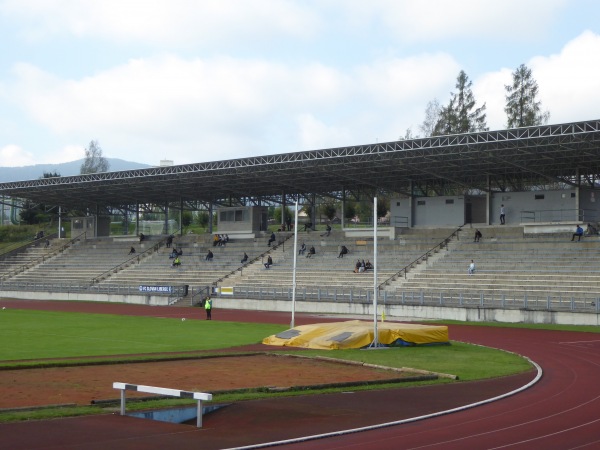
[[0, 158, 153, 183]]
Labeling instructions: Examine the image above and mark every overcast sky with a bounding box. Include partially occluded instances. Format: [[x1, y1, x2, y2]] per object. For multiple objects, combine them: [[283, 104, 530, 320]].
[[1, 0, 599, 169]]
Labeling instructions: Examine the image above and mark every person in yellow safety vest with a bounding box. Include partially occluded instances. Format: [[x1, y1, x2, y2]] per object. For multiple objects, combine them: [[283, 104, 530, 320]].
[[204, 297, 212, 320]]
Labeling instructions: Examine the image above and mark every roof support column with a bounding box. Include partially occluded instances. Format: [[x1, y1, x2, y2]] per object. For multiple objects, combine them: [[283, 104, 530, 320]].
[[311, 194, 316, 231], [58, 206, 62, 238], [208, 202, 213, 234], [409, 180, 414, 227], [164, 203, 169, 235], [282, 192, 286, 229], [576, 168, 581, 221], [341, 189, 346, 229], [486, 175, 491, 225], [95, 204, 99, 238], [123, 206, 129, 235], [180, 198, 184, 236], [135, 204, 139, 237]]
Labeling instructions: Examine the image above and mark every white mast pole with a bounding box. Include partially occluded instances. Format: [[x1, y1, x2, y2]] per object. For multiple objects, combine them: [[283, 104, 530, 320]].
[[372, 196, 378, 347], [291, 200, 299, 328]]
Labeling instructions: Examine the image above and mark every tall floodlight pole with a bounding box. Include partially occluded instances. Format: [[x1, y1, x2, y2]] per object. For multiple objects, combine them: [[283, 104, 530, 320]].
[[372, 196, 379, 347], [291, 200, 299, 328]]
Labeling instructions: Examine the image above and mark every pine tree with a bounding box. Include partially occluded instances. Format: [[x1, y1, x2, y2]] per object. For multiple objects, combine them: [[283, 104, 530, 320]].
[[505, 64, 550, 128], [433, 70, 487, 135]]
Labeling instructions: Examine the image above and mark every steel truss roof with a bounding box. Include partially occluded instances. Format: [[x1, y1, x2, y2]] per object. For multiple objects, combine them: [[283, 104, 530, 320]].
[[1, 119, 600, 211]]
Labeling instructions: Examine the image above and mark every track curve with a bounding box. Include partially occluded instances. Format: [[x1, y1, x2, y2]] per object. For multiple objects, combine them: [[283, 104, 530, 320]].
[[276, 326, 600, 450]]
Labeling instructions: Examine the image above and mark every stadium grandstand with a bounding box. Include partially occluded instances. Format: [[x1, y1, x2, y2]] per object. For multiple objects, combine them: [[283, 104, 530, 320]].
[[1, 119, 600, 325]]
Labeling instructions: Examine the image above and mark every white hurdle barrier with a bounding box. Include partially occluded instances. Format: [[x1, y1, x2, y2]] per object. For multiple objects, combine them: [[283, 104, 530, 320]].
[[113, 382, 213, 428]]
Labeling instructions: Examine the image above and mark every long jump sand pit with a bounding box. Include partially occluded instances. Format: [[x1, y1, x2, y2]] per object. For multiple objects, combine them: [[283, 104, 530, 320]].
[[0, 353, 424, 409]]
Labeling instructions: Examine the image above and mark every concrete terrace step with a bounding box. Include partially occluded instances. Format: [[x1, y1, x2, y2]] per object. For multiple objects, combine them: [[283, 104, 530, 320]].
[[6, 226, 600, 303]]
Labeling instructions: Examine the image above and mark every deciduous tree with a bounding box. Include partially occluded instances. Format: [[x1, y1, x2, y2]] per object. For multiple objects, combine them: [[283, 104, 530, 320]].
[[80, 140, 110, 174], [419, 99, 441, 137]]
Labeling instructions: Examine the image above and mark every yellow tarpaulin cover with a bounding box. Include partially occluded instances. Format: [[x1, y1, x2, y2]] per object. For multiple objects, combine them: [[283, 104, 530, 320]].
[[262, 320, 449, 350]]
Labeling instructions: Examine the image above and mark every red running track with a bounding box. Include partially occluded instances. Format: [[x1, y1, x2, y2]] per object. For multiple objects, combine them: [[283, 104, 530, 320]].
[[281, 326, 600, 450], [0, 300, 599, 449]]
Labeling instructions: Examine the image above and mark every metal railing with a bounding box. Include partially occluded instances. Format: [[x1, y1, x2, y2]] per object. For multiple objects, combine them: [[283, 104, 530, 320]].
[[377, 225, 462, 289], [2, 278, 599, 314], [0, 231, 85, 281], [0, 281, 189, 297], [520, 208, 598, 223], [227, 285, 600, 314], [390, 216, 409, 228], [190, 286, 211, 306], [91, 239, 165, 285], [213, 232, 294, 285]]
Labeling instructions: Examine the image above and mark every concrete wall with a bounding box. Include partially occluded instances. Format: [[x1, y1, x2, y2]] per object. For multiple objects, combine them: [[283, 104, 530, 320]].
[[214, 297, 600, 326], [72, 216, 96, 238], [217, 206, 267, 235], [491, 189, 578, 225], [390, 197, 412, 227], [412, 196, 465, 227], [390, 195, 466, 227], [580, 188, 600, 223], [0, 290, 170, 306], [3, 291, 599, 325], [390, 189, 596, 228], [343, 227, 395, 240]]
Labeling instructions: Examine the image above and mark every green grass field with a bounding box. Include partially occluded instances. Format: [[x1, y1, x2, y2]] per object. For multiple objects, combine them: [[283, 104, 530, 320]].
[[0, 309, 285, 362], [0, 307, 545, 422], [0, 308, 531, 380]]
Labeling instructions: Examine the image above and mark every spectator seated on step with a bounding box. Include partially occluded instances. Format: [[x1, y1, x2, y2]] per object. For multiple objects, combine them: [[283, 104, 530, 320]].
[[586, 223, 598, 236]]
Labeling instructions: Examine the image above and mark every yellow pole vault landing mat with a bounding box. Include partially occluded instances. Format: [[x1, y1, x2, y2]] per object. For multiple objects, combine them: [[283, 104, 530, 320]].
[[263, 320, 449, 350]]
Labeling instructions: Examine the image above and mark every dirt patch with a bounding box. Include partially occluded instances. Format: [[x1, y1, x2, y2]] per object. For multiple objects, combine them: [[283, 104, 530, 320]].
[[0, 354, 414, 409]]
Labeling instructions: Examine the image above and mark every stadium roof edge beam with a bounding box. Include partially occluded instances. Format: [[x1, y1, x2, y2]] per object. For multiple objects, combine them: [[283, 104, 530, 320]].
[[1, 119, 599, 211]]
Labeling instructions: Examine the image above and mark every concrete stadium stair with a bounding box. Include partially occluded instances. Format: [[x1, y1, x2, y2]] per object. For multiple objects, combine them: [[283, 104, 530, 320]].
[[384, 226, 600, 299], [4, 225, 600, 304]]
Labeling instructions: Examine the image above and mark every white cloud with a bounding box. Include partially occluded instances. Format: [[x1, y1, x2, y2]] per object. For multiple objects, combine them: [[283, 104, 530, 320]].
[[531, 30, 600, 124], [473, 30, 600, 131], [6, 50, 462, 163], [355, 54, 460, 105], [295, 113, 352, 150], [54, 144, 85, 163], [0, 143, 84, 167], [2, 2, 598, 168], [473, 69, 512, 131], [332, 0, 568, 42], [0, 0, 571, 49], [0, 0, 321, 45], [0, 144, 35, 166]]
